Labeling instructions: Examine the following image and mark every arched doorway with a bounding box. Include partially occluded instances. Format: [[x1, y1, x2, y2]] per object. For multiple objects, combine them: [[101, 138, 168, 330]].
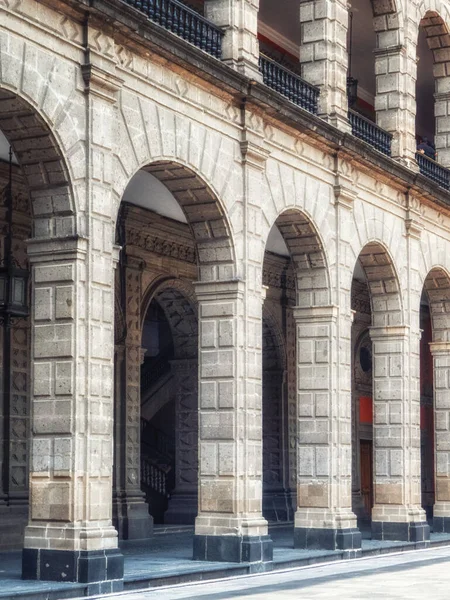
[[351, 266, 373, 527], [262, 311, 291, 522], [263, 209, 359, 550], [0, 87, 76, 557], [0, 128, 31, 551], [421, 267, 450, 532], [419, 291, 434, 521], [113, 159, 243, 560], [353, 241, 428, 541], [140, 283, 199, 525]]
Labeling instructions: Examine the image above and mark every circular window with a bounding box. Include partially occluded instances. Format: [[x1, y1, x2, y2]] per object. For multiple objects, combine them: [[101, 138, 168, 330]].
[[360, 345, 372, 373]]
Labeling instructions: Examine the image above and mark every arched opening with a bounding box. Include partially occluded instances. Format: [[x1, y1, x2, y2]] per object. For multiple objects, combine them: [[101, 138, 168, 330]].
[[262, 310, 291, 522], [421, 267, 450, 530], [351, 242, 427, 542], [351, 264, 374, 529], [417, 12, 450, 166], [263, 208, 332, 547], [258, 0, 302, 75], [113, 161, 234, 540], [347, 0, 401, 156], [419, 290, 434, 521], [0, 89, 75, 553], [261, 223, 295, 533], [141, 284, 198, 526], [346, 0, 378, 118]]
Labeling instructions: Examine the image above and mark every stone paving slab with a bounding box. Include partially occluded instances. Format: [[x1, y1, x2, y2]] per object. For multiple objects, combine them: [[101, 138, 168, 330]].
[[83, 545, 450, 600]]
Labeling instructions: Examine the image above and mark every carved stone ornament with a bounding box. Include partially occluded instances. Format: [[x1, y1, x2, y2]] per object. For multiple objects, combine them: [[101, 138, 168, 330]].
[[354, 330, 372, 387]]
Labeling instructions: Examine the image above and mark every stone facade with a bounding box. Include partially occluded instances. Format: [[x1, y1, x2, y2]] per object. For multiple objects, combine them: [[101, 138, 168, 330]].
[[1, 0, 450, 590]]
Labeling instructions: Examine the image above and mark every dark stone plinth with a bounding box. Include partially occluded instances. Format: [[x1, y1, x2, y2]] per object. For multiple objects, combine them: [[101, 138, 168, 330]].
[[193, 534, 273, 564], [371, 521, 430, 542], [433, 516, 450, 533], [113, 494, 153, 541], [22, 548, 124, 589], [294, 527, 362, 551]]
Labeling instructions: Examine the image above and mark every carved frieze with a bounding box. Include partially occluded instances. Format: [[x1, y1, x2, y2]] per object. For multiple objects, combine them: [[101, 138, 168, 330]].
[[126, 227, 196, 264]]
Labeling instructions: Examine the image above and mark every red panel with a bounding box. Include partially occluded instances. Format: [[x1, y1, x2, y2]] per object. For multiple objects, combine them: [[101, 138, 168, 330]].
[[359, 396, 373, 424], [420, 310, 433, 393]]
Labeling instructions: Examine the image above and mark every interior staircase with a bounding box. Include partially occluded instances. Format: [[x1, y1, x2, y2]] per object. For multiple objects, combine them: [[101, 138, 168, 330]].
[[140, 357, 176, 523]]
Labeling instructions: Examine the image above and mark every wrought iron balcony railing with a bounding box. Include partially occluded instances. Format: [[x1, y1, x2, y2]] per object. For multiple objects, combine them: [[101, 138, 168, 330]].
[[417, 152, 450, 191], [259, 54, 319, 115], [122, 0, 224, 59], [348, 109, 392, 156]]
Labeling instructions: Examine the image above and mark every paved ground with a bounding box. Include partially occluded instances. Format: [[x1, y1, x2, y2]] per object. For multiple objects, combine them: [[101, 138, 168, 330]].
[[84, 545, 450, 600]]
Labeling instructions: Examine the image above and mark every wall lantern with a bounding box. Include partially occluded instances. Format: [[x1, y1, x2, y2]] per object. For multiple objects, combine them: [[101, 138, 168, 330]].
[[0, 147, 29, 324]]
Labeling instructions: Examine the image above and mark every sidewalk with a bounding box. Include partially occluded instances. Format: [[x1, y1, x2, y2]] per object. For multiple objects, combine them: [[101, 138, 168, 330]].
[[2, 525, 450, 600]]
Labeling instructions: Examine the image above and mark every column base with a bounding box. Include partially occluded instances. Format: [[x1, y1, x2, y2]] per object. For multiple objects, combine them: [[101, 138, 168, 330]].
[[0, 502, 28, 551], [294, 527, 361, 551], [165, 491, 197, 525], [22, 548, 124, 592], [371, 521, 430, 542], [113, 492, 153, 541], [193, 534, 273, 564]]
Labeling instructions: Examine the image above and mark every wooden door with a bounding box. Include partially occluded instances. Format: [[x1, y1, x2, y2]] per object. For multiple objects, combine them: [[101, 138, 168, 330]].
[[360, 440, 373, 520]]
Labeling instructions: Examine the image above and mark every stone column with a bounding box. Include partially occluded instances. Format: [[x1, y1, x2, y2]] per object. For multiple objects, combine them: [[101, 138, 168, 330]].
[[299, 0, 350, 131], [430, 342, 450, 532], [204, 0, 260, 80], [370, 326, 429, 542], [373, 30, 417, 165], [22, 236, 124, 590], [435, 91, 450, 168], [113, 256, 153, 540], [193, 280, 273, 564], [294, 306, 360, 552], [165, 358, 198, 525]]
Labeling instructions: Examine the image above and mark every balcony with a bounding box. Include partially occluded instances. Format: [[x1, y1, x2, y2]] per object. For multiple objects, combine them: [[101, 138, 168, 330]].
[[416, 153, 450, 191], [259, 54, 319, 115], [348, 110, 392, 157], [122, 0, 223, 59]]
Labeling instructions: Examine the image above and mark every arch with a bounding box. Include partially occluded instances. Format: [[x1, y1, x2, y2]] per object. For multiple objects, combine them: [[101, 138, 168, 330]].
[[142, 277, 198, 360], [371, 0, 401, 43], [118, 161, 236, 280], [420, 10, 450, 72], [354, 241, 403, 327], [422, 266, 450, 342], [371, 0, 397, 17], [266, 209, 330, 307], [0, 88, 76, 234]]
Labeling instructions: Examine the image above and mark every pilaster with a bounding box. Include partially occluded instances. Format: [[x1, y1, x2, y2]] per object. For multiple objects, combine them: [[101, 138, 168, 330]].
[[22, 236, 124, 591], [299, 0, 350, 131], [369, 325, 429, 543], [205, 0, 261, 80], [293, 305, 361, 552], [22, 21, 127, 591], [374, 43, 417, 166], [434, 91, 450, 168], [193, 279, 273, 565]]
